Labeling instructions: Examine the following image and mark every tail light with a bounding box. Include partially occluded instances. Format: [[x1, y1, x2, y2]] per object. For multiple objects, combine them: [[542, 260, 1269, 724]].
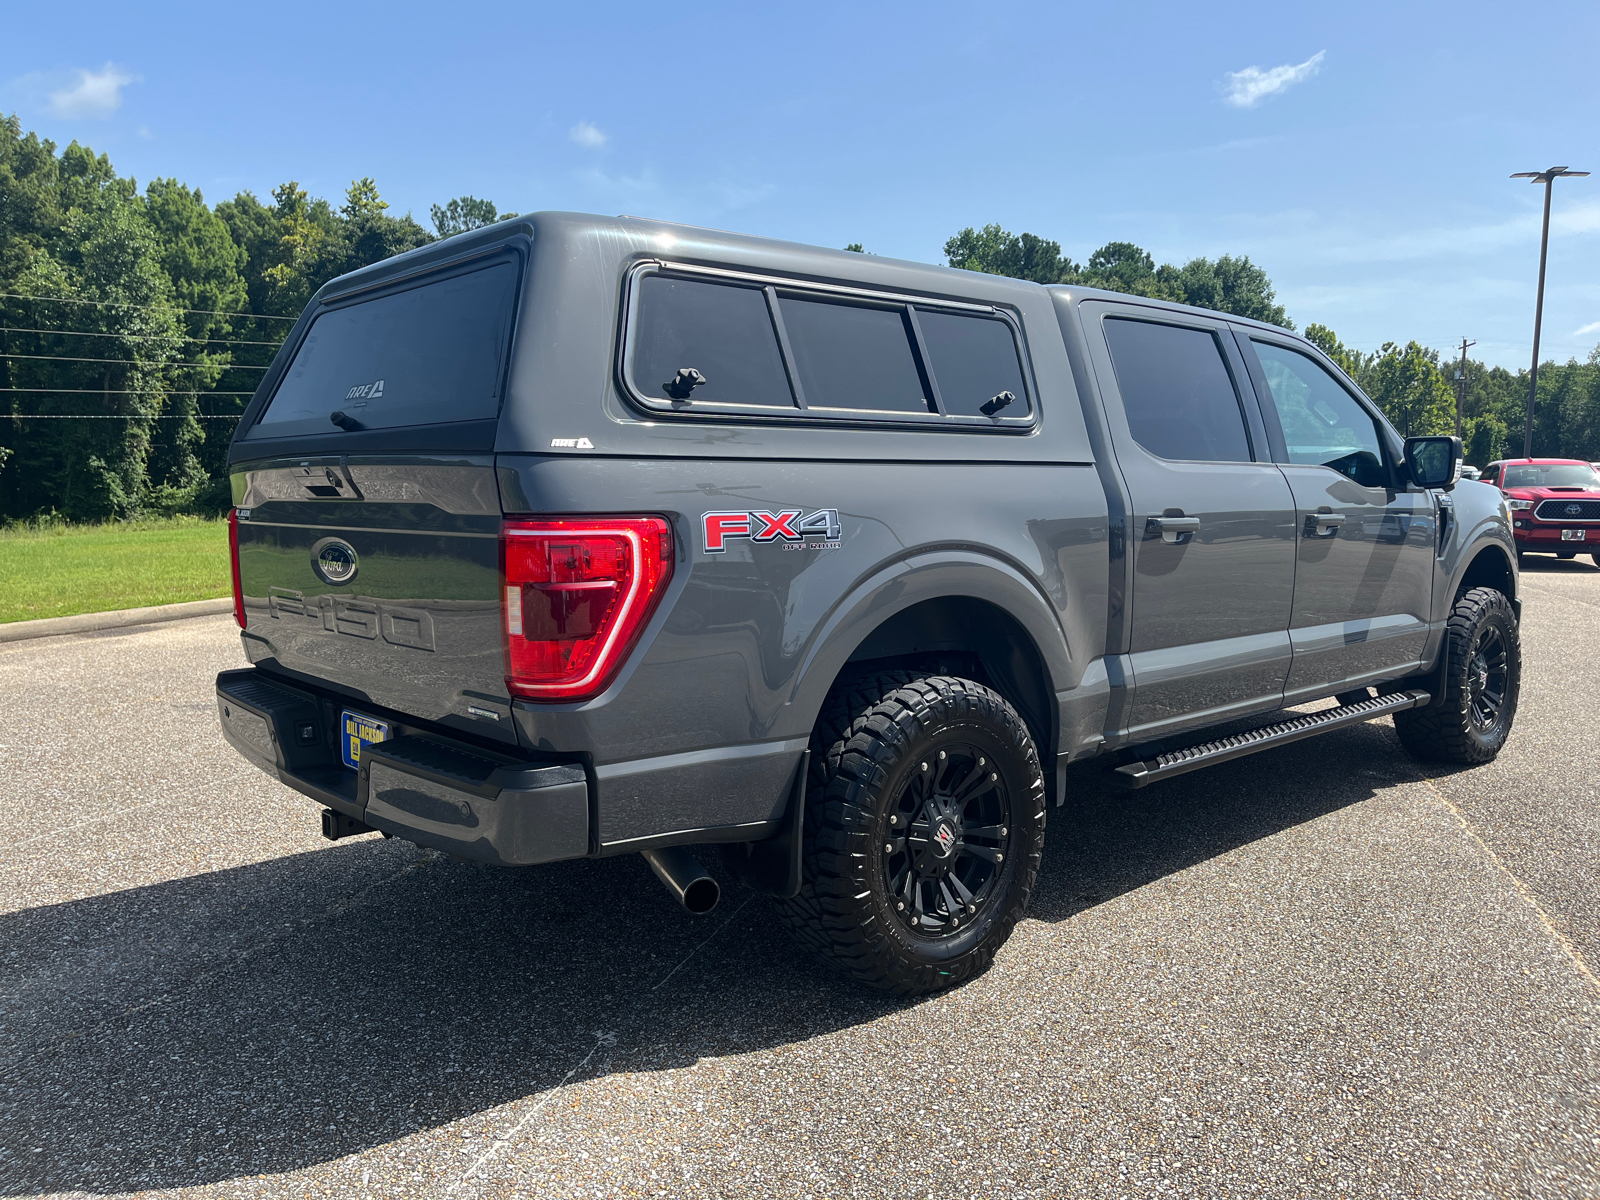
[[501, 517, 674, 701], [228, 508, 246, 629]]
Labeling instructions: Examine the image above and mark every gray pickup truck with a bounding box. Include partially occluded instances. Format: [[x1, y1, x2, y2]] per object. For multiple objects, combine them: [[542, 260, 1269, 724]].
[[217, 212, 1521, 994]]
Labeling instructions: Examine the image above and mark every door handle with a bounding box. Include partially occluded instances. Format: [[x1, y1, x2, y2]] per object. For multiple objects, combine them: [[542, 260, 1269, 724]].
[[1147, 515, 1200, 545], [1304, 509, 1345, 539]]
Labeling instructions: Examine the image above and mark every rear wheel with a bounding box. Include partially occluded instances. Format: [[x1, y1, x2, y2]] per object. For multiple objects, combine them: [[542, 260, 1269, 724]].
[[1394, 587, 1520, 764], [776, 673, 1046, 995]]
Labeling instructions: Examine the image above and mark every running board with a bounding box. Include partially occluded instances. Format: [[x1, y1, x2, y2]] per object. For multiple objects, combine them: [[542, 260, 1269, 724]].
[[1113, 689, 1432, 789]]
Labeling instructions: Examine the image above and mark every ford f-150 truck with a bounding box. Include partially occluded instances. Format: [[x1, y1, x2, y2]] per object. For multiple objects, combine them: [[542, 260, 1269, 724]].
[[216, 213, 1522, 994]]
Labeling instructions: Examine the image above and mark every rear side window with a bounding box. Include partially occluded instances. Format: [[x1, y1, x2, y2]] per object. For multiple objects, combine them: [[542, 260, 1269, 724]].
[[1103, 318, 1252, 462], [623, 268, 1033, 426], [915, 311, 1028, 418], [251, 258, 519, 439], [777, 296, 930, 414], [630, 275, 795, 408]]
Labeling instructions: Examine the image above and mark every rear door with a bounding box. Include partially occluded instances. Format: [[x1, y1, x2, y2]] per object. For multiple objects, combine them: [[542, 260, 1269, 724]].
[[229, 252, 522, 744], [1082, 303, 1297, 739], [1236, 333, 1436, 701]]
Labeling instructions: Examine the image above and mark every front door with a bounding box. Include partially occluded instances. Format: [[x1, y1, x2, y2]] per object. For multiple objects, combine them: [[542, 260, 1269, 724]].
[[1084, 304, 1298, 740], [1239, 334, 1436, 702]]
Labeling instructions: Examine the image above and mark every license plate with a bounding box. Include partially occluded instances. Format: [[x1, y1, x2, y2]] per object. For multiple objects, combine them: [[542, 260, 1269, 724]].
[[1562, 529, 1588, 541], [341, 710, 390, 770]]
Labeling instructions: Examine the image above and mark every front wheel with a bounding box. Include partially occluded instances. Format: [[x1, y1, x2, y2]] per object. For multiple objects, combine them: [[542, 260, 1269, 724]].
[[776, 674, 1046, 995], [1591, 551, 1600, 570], [1394, 587, 1520, 764]]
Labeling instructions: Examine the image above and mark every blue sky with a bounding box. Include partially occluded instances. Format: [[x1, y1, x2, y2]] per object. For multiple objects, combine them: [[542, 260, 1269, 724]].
[[4, 0, 1597, 369]]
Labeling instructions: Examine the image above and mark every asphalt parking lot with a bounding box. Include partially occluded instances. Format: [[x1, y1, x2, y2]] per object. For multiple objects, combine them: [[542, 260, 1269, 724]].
[[2, 561, 1597, 1199]]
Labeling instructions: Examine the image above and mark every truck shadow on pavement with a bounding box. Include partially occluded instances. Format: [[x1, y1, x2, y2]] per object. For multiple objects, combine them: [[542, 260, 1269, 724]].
[[1, 718, 1421, 1195]]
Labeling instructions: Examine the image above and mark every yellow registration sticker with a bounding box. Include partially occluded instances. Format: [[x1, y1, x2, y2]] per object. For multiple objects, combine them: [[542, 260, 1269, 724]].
[[341, 710, 390, 770]]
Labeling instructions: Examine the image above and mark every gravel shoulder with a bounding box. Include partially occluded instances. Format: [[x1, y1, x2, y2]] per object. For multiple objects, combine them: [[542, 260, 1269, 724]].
[[1, 567, 1597, 1199]]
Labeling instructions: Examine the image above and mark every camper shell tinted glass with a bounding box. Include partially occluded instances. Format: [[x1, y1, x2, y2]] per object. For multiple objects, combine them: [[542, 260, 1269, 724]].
[[248, 253, 521, 440], [621, 263, 1035, 429]]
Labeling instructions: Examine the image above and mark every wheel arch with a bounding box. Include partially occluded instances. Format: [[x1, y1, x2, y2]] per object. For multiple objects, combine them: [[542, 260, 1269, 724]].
[[788, 552, 1074, 788], [1455, 541, 1517, 605]]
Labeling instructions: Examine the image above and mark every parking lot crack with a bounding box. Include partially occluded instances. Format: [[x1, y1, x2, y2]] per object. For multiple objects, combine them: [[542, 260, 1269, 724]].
[[434, 895, 755, 1198]]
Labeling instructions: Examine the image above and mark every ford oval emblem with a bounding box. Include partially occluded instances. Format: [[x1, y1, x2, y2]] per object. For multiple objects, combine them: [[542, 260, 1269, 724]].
[[310, 537, 359, 585]]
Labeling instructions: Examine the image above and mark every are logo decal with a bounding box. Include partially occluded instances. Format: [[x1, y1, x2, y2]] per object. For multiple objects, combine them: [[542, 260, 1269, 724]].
[[703, 508, 842, 553], [344, 379, 384, 401], [550, 437, 595, 449]]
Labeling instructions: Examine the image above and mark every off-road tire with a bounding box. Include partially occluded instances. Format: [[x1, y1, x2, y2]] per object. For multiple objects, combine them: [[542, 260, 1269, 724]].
[[1591, 551, 1600, 569], [775, 673, 1046, 995], [1393, 587, 1520, 764]]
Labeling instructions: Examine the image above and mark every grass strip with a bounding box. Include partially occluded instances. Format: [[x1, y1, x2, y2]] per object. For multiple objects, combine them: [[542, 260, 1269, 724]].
[[0, 516, 230, 624]]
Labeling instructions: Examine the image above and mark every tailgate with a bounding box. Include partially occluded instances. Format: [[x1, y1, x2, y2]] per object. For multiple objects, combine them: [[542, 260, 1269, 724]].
[[233, 457, 512, 741]]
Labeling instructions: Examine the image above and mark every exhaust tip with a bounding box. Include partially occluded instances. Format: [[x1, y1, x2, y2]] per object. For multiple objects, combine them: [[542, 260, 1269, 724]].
[[682, 875, 721, 916], [641, 847, 721, 915]]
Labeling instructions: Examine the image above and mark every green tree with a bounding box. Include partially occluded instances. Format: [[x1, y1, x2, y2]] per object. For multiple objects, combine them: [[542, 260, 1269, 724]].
[[944, 222, 1292, 328], [943, 224, 1078, 284], [1363, 341, 1456, 437], [430, 195, 515, 239]]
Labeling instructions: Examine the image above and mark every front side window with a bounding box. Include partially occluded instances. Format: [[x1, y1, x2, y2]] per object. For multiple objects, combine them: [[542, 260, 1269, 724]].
[[253, 258, 518, 438], [1102, 318, 1252, 462], [1252, 341, 1386, 488], [630, 275, 795, 408]]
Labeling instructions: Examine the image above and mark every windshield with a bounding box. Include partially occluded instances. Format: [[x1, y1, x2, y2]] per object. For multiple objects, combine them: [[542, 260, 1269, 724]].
[[250, 257, 519, 439], [1501, 464, 1600, 489]]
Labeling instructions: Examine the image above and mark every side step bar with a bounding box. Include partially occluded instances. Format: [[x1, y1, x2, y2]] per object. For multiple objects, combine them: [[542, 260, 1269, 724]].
[[1114, 689, 1431, 789]]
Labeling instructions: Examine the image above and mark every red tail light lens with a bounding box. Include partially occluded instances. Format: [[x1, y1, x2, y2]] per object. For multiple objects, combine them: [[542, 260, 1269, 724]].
[[501, 517, 674, 701], [228, 508, 246, 629]]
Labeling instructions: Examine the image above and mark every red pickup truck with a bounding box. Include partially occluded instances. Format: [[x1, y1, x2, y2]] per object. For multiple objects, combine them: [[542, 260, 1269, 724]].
[[1482, 457, 1600, 567]]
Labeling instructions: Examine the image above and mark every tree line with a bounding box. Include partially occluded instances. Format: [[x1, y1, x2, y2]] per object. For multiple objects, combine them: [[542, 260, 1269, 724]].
[[2, 116, 1596, 524], [0, 117, 514, 522], [937, 223, 1600, 469]]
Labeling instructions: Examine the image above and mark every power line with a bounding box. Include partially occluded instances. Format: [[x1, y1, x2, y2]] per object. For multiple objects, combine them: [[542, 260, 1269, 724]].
[[0, 352, 269, 369], [0, 291, 299, 322], [0, 326, 285, 346], [0, 387, 257, 395]]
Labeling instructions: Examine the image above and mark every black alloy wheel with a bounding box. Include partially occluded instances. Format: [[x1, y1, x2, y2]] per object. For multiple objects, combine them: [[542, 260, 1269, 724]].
[[776, 673, 1046, 995], [882, 741, 1011, 937], [1465, 623, 1510, 731]]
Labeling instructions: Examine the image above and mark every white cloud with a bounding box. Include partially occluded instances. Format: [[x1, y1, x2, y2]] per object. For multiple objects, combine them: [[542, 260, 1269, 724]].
[[44, 63, 139, 119], [1222, 51, 1324, 108], [569, 121, 607, 148], [1575, 321, 1600, 337]]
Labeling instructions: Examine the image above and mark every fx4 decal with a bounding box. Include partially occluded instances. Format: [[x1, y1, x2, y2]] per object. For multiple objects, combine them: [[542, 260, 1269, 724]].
[[703, 509, 842, 553]]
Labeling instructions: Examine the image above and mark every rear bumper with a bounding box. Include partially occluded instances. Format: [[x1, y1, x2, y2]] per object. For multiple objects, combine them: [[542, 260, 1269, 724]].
[[216, 668, 589, 866]]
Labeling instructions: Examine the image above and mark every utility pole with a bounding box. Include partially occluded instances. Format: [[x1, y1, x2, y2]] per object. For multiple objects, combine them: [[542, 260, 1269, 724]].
[[1454, 337, 1475, 440], [1510, 166, 1589, 458]]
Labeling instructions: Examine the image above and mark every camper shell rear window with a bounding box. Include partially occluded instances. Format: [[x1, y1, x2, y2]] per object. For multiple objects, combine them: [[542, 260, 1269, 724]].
[[621, 263, 1034, 429], [248, 253, 521, 440]]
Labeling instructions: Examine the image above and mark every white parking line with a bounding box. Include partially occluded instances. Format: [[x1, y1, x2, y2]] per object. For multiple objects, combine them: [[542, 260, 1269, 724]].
[[1425, 776, 1600, 996]]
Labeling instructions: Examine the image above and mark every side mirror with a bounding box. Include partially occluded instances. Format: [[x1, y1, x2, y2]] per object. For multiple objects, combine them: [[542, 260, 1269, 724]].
[[1404, 435, 1462, 490]]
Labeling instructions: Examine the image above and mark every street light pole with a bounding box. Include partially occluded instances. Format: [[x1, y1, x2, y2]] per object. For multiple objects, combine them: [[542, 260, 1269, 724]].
[[1510, 166, 1589, 458]]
